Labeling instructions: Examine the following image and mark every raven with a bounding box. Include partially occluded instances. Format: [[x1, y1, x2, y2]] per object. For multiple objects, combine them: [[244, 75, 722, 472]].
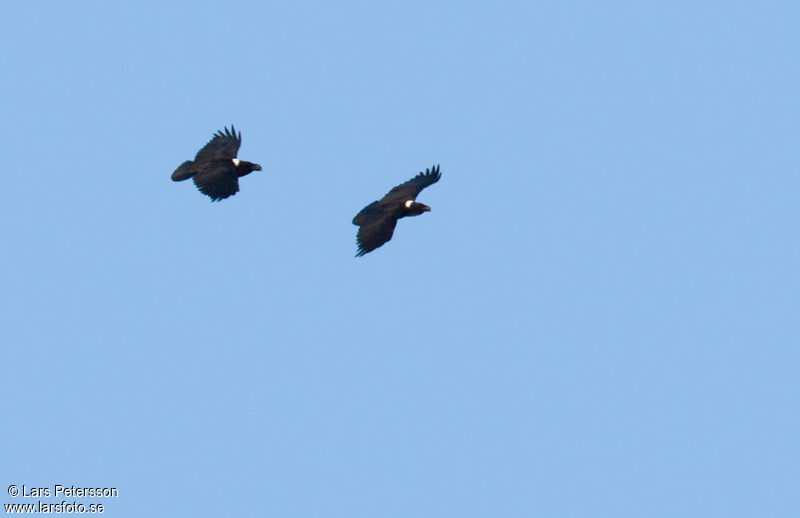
[[171, 126, 262, 201], [352, 165, 441, 257]]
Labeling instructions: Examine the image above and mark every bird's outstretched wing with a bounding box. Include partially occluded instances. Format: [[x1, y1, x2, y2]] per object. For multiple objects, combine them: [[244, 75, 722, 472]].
[[194, 126, 242, 162], [381, 164, 441, 203], [356, 217, 398, 257], [192, 162, 240, 201]]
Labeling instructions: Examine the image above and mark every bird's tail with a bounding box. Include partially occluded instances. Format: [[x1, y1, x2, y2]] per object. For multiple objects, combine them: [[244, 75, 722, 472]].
[[171, 161, 195, 181]]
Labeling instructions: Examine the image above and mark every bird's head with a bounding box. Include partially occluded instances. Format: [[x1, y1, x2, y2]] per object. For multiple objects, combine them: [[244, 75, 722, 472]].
[[403, 199, 431, 216], [233, 159, 262, 177]]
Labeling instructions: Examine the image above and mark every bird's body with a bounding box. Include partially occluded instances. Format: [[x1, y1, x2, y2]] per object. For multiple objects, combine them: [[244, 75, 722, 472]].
[[171, 126, 262, 201], [353, 165, 441, 256]]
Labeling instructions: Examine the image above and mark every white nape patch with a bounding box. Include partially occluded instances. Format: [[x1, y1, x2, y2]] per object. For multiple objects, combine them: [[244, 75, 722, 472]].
[[232, 158, 240, 166], [405, 200, 414, 208]]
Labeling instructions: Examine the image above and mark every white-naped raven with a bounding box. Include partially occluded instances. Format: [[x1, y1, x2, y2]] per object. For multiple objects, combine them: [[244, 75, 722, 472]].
[[352, 165, 441, 257], [171, 125, 262, 201]]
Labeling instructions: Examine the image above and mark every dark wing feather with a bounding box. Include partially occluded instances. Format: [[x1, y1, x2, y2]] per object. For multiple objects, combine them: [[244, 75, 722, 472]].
[[356, 217, 398, 256], [192, 161, 240, 201], [194, 126, 242, 162], [382, 164, 441, 203]]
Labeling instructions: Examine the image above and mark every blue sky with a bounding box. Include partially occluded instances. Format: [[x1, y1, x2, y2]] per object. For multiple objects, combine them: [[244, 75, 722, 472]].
[[2, 1, 798, 516]]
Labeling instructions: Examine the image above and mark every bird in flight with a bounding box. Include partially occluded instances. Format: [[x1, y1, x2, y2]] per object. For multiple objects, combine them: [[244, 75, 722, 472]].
[[352, 165, 441, 257], [171, 125, 262, 201]]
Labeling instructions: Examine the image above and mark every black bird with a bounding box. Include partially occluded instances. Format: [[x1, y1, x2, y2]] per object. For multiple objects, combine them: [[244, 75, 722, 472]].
[[171, 125, 262, 201], [352, 165, 441, 257]]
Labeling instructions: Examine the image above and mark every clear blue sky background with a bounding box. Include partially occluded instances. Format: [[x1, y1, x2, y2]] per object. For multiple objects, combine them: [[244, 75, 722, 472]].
[[2, 1, 798, 516]]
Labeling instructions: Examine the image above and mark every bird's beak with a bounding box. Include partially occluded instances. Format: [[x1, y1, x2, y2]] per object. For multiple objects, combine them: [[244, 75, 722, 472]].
[[254, 164, 263, 171], [423, 205, 431, 212]]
